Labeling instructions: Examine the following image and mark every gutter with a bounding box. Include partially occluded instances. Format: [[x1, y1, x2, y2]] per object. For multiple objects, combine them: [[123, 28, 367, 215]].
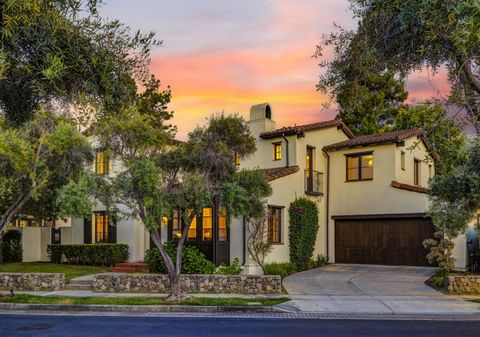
[[322, 149, 330, 262], [281, 134, 289, 167]]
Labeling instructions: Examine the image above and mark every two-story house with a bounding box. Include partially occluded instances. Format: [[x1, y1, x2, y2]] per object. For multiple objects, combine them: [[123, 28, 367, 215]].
[[11, 102, 468, 272]]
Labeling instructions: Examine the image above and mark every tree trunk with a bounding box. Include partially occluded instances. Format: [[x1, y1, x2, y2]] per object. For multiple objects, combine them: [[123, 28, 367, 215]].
[[0, 194, 30, 241], [147, 210, 197, 301]]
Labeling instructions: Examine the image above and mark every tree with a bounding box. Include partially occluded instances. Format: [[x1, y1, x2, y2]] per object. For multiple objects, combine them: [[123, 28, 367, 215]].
[[0, 110, 92, 239], [317, 0, 480, 133], [427, 138, 480, 271], [92, 91, 271, 300], [247, 213, 272, 274], [0, 0, 160, 242], [0, 0, 158, 125]]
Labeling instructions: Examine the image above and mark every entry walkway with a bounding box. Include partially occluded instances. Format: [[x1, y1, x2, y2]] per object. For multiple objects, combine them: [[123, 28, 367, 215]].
[[280, 264, 480, 314]]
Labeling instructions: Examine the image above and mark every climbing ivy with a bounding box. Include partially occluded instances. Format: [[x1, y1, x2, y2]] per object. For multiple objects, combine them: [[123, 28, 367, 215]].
[[288, 197, 319, 271]]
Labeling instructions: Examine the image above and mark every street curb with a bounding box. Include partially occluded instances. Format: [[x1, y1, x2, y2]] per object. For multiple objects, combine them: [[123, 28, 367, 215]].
[[0, 302, 282, 314]]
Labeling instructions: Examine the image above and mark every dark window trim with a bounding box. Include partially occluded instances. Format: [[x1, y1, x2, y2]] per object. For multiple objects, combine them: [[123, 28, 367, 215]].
[[345, 151, 374, 182], [414, 158, 421, 186], [272, 142, 282, 161], [267, 206, 282, 244], [95, 149, 110, 175]]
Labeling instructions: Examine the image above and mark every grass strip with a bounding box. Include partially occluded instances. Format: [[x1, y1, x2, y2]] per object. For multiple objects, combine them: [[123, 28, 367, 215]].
[[0, 263, 108, 283], [0, 294, 289, 307]]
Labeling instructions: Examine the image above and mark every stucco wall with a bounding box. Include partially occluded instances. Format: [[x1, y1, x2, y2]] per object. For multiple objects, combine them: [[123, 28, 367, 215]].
[[21, 227, 51, 262], [327, 142, 432, 261]]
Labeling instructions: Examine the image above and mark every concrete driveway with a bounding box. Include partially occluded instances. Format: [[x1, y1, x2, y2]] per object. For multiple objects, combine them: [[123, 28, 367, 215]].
[[284, 264, 439, 296], [280, 264, 480, 315]]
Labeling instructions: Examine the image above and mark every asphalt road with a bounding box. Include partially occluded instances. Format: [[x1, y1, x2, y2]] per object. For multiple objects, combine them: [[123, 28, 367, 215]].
[[1, 314, 480, 337]]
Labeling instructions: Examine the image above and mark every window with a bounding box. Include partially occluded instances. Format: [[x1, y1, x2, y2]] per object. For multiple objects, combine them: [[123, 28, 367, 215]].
[[95, 150, 110, 175], [186, 209, 197, 241], [414, 159, 421, 186], [234, 152, 241, 166], [219, 207, 227, 241], [171, 210, 182, 239], [401, 151, 405, 170], [267, 206, 282, 244], [429, 164, 433, 178], [273, 143, 282, 161], [95, 211, 109, 243], [346, 153, 373, 181], [202, 208, 213, 241]]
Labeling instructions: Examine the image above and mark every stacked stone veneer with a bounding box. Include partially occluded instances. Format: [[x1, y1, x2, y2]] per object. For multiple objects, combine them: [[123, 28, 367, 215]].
[[94, 273, 281, 294], [445, 275, 480, 294], [0, 273, 65, 291]]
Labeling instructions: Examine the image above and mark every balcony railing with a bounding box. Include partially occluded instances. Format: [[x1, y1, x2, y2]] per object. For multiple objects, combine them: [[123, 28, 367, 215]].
[[305, 170, 324, 196]]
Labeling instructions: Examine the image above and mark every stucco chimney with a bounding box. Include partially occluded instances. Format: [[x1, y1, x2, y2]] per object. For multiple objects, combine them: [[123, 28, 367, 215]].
[[247, 103, 276, 137]]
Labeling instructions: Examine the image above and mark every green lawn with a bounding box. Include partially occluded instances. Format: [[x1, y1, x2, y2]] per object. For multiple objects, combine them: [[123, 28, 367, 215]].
[[0, 263, 107, 283], [0, 294, 289, 306]]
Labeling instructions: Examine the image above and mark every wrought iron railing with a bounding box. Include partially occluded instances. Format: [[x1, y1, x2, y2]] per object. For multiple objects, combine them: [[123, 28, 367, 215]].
[[305, 170, 324, 195]]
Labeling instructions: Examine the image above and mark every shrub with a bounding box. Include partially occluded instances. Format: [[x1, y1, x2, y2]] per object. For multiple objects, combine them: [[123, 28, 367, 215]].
[[308, 254, 328, 269], [264, 262, 296, 278], [1, 229, 22, 262], [288, 197, 319, 271], [215, 258, 241, 275], [47, 244, 129, 266], [144, 243, 215, 274]]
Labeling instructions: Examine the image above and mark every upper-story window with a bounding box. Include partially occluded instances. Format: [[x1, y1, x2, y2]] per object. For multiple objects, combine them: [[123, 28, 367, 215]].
[[234, 152, 241, 166], [414, 159, 421, 186], [346, 152, 374, 181], [95, 150, 110, 175], [273, 142, 282, 161], [429, 164, 433, 178], [401, 151, 406, 170]]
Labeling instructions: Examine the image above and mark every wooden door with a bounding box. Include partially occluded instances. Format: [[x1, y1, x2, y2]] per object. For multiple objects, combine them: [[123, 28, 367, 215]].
[[335, 218, 435, 266]]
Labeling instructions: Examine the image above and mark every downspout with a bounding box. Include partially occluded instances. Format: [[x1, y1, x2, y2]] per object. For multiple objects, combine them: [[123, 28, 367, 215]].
[[242, 215, 246, 266], [323, 149, 330, 261], [281, 134, 289, 167]]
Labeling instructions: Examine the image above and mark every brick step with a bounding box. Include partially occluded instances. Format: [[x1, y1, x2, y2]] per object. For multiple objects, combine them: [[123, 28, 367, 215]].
[[109, 262, 149, 273]]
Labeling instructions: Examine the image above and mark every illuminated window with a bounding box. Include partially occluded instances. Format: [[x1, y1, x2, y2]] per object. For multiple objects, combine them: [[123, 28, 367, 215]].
[[273, 143, 282, 161], [95, 211, 109, 243], [414, 159, 421, 186], [186, 209, 197, 241], [95, 150, 110, 175], [171, 210, 182, 239], [219, 207, 227, 241], [234, 152, 241, 166], [267, 206, 282, 244], [202, 208, 213, 241], [401, 151, 405, 170], [346, 153, 373, 181]]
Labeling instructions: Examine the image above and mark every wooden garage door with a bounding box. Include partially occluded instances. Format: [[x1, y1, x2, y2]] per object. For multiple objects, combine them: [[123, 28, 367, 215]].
[[335, 218, 435, 266]]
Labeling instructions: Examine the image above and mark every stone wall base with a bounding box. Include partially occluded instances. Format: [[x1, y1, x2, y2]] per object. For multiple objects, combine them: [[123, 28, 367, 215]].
[[94, 273, 281, 294], [0, 273, 65, 291], [445, 275, 480, 294]]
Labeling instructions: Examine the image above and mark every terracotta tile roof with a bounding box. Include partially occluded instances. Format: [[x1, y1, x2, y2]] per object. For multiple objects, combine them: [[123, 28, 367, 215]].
[[260, 165, 300, 182], [259, 120, 355, 139], [323, 128, 424, 151]]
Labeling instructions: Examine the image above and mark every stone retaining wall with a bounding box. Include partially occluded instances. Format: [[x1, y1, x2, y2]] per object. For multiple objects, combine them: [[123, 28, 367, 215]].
[[445, 275, 480, 294], [94, 273, 281, 294], [0, 273, 65, 291]]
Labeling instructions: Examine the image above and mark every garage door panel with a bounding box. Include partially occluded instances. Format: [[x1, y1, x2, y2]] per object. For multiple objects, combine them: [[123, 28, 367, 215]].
[[335, 218, 435, 266]]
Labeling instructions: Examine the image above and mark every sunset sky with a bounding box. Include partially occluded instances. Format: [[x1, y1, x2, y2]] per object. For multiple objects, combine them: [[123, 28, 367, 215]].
[[100, 0, 449, 139]]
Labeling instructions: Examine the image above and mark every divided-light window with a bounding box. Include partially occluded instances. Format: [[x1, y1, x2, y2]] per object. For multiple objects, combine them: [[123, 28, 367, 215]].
[[346, 152, 374, 181], [95, 150, 110, 175], [273, 143, 282, 161]]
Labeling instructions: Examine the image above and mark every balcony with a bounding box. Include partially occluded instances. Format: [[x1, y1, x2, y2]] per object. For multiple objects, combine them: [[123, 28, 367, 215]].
[[305, 170, 324, 196]]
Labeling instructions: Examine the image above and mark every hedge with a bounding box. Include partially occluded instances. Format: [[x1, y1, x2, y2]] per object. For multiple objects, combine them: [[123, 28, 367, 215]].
[[144, 242, 215, 274], [48, 244, 129, 266], [288, 197, 319, 271], [1, 229, 22, 262]]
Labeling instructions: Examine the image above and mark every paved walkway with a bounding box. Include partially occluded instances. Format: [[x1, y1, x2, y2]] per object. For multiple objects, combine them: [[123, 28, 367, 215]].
[[280, 264, 480, 314]]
